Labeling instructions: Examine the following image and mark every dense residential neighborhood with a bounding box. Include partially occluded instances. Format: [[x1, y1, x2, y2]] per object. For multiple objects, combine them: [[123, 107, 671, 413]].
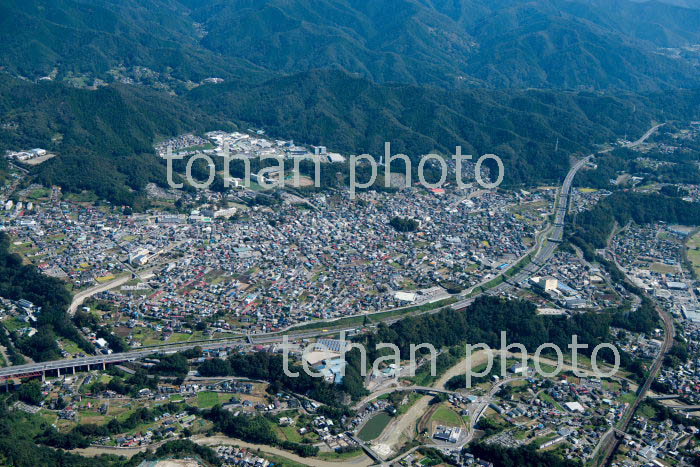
[[2, 0, 700, 462], [0, 121, 699, 467]]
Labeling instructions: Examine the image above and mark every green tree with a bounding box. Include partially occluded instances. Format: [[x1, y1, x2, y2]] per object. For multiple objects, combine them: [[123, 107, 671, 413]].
[[18, 380, 43, 405]]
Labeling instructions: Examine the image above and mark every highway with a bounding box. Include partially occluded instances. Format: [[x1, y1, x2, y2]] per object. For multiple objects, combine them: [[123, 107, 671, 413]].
[[663, 404, 700, 411], [486, 154, 592, 296], [430, 154, 592, 309], [623, 123, 665, 148], [0, 339, 244, 380], [349, 153, 595, 466], [488, 122, 664, 298]]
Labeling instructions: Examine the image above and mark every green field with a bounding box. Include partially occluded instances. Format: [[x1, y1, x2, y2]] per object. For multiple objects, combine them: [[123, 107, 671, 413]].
[[637, 402, 657, 419], [197, 391, 222, 409], [275, 424, 303, 443], [619, 392, 637, 405], [531, 432, 559, 448], [26, 186, 51, 200], [397, 393, 423, 416], [540, 392, 565, 412], [2, 317, 26, 332], [649, 262, 677, 274], [357, 412, 392, 441], [687, 230, 700, 277], [429, 406, 463, 426], [65, 191, 99, 203], [317, 448, 365, 461]]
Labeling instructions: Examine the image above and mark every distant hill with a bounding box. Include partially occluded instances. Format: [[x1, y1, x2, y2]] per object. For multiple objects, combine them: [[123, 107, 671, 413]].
[[0, 0, 270, 86], [2, 0, 700, 91], [188, 0, 480, 87], [630, 0, 700, 8], [185, 0, 700, 90], [187, 69, 699, 186], [446, 0, 700, 89], [0, 74, 227, 205], [3, 68, 696, 204], [1, 0, 700, 205]]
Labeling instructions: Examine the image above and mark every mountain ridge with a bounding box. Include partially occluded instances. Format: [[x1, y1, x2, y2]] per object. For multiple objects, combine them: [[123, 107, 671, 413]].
[[3, 0, 700, 91], [1, 0, 700, 205]]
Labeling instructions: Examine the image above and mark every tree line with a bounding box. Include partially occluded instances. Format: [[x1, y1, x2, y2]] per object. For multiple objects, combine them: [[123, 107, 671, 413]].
[[0, 232, 93, 361]]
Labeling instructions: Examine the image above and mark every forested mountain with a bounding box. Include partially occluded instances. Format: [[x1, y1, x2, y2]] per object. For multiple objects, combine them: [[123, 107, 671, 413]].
[[1, 0, 700, 203], [188, 69, 700, 185], [187, 0, 480, 87], [445, 0, 700, 89], [3, 0, 700, 91], [185, 0, 700, 90], [0, 233, 93, 362], [0, 0, 269, 86], [2, 67, 699, 203], [0, 74, 229, 205], [570, 191, 700, 249], [630, 0, 700, 9]]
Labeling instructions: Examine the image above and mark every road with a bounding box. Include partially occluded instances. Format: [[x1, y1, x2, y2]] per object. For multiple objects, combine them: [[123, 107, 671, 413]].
[[67, 239, 190, 315], [0, 341, 226, 380], [487, 121, 662, 298], [486, 154, 592, 296], [623, 123, 664, 148], [69, 275, 131, 314], [588, 123, 671, 465], [459, 376, 529, 446], [367, 350, 491, 461], [384, 123, 666, 465], [353, 385, 456, 411], [383, 376, 526, 466]]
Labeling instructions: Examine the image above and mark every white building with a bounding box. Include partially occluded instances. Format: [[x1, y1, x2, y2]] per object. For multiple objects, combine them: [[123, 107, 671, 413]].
[[531, 276, 559, 292]]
